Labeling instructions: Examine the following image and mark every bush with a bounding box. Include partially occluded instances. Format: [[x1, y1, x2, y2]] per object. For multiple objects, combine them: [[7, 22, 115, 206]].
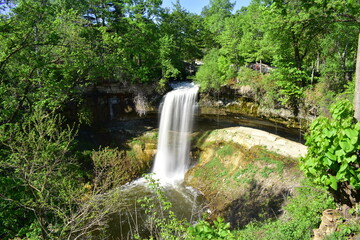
[[187, 217, 235, 240], [300, 99, 360, 206], [92, 146, 150, 192]]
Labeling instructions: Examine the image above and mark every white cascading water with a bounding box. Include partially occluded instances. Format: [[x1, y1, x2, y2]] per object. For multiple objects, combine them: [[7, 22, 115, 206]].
[[152, 82, 199, 182]]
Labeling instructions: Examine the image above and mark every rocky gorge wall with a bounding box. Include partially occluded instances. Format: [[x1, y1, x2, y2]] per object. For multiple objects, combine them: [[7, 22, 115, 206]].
[[76, 81, 316, 131], [198, 84, 316, 130]]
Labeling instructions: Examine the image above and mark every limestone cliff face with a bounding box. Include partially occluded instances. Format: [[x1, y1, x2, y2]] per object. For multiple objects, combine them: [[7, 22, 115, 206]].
[[185, 127, 307, 228], [198, 84, 317, 129]]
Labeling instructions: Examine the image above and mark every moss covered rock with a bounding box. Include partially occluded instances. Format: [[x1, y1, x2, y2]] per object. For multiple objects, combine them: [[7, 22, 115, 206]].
[[186, 127, 306, 228]]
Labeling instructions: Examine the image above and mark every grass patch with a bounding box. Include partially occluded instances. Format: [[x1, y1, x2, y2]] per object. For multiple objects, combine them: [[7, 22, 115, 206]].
[[191, 142, 295, 192], [260, 166, 273, 178], [249, 146, 294, 176], [217, 144, 236, 157], [233, 164, 258, 184]]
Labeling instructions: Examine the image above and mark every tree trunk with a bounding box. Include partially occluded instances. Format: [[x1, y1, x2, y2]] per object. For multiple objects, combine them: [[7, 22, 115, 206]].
[[354, 32, 360, 122]]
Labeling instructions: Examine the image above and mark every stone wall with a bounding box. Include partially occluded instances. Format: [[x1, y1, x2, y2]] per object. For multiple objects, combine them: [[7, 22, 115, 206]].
[[198, 84, 317, 130]]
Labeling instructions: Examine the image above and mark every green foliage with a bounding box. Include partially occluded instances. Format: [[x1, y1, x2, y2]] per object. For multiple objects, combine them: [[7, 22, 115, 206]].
[[270, 65, 307, 108], [319, 23, 359, 93], [187, 217, 235, 240], [159, 34, 181, 82], [195, 48, 236, 91], [325, 213, 360, 240], [202, 0, 235, 46], [217, 15, 244, 66], [160, 3, 203, 66], [1, 0, 360, 238], [301, 100, 360, 191], [236, 67, 278, 107], [0, 109, 85, 239], [325, 218, 360, 240], [136, 174, 236, 240], [236, 2, 275, 65], [235, 180, 335, 240]]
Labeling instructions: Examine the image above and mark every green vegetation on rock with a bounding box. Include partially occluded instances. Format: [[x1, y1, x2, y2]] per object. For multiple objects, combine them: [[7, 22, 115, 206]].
[[186, 135, 301, 228]]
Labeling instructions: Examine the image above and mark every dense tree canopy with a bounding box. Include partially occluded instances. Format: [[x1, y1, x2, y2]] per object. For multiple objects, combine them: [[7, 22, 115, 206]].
[[196, 0, 359, 112]]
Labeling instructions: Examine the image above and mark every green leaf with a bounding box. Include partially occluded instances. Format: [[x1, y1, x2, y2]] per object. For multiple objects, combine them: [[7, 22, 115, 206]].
[[308, 167, 317, 175], [324, 128, 336, 138], [329, 175, 338, 190], [339, 163, 348, 172], [346, 155, 357, 163], [339, 140, 355, 153], [344, 128, 358, 139], [325, 152, 336, 161], [335, 149, 346, 157]]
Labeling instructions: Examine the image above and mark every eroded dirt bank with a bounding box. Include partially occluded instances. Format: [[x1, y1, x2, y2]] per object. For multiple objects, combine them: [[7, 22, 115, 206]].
[[185, 127, 307, 228]]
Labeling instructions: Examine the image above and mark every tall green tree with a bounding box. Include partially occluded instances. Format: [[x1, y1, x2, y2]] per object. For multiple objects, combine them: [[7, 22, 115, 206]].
[[0, 0, 91, 124], [235, 1, 275, 65], [0, 110, 83, 239], [159, 1, 204, 80], [319, 22, 358, 92], [195, 48, 236, 90], [0, 1, 108, 238], [295, 0, 360, 206], [217, 14, 243, 67], [202, 0, 235, 48]]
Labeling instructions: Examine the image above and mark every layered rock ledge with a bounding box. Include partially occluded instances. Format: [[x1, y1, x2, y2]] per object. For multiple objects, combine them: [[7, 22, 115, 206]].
[[198, 126, 307, 159]]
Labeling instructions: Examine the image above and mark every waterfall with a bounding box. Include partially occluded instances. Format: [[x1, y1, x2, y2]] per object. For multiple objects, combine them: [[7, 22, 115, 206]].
[[152, 82, 199, 182]]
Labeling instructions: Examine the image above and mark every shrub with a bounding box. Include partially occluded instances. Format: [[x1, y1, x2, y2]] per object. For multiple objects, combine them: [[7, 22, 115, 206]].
[[300, 99, 360, 206]]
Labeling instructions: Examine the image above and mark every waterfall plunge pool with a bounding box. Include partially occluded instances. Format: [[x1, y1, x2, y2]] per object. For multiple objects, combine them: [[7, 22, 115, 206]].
[[85, 83, 304, 239], [105, 178, 206, 239]]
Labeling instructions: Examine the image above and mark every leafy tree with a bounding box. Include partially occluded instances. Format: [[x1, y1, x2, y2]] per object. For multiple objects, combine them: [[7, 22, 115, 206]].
[[195, 49, 223, 90], [202, 0, 235, 48], [291, 0, 360, 119], [236, 1, 275, 65], [0, 110, 84, 238], [195, 48, 236, 90], [0, 1, 115, 238], [0, 0, 92, 125], [202, 0, 234, 34], [161, 1, 203, 59], [319, 23, 358, 92], [158, 34, 181, 84], [217, 14, 244, 67], [159, 1, 204, 80], [296, 0, 360, 207], [81, 0, 164, 84], [269, 64, 307, 114], [261, 0, 327, 76]]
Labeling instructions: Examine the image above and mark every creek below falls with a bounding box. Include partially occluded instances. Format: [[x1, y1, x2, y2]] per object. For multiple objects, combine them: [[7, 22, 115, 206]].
[[79, 96, 304, 239]]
